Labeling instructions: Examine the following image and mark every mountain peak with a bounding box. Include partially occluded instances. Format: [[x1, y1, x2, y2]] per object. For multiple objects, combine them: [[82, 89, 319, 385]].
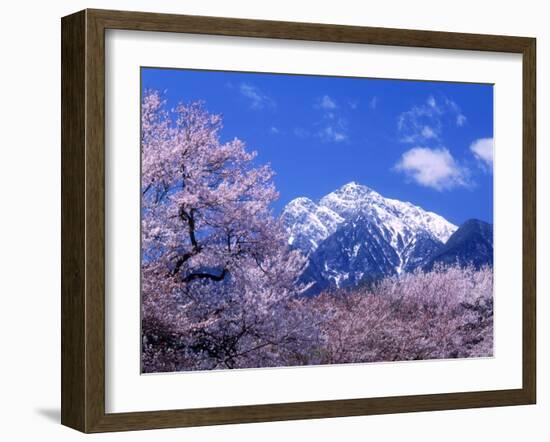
[[341, 180, 362, 189], [423, 218, 493, 270], [336, 181, 373, 194], [283, 181, 457, 259], [319, 182, 378, 217], [459, 218, 491, 230], [284, 196, 317, 211]]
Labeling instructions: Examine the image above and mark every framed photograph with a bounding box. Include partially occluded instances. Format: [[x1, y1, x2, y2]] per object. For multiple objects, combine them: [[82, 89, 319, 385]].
[[61, 9, 536, 433]]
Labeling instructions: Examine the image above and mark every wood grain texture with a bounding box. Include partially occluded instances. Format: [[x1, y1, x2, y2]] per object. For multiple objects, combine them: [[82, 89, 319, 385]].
[[61, 10, 86, 431], [89, 8, 533, 52], [522, 38, 537, 404], [61, 8, 537, 433], [85, 9, 107, 433]]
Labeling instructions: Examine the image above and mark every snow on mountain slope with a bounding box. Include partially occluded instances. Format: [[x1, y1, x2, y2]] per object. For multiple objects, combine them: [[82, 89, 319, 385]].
[[282, 182, 458, 292], [281, 197, 344, 254], [318, 182, 456, 244]]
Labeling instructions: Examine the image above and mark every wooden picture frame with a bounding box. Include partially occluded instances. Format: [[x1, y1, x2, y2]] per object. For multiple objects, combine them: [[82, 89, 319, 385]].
[[61, 8, 536, 433]]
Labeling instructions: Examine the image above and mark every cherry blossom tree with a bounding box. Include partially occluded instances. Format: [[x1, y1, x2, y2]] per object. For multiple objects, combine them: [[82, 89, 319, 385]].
[[141, 91, 319, 371], [308, 264, 493, 364]]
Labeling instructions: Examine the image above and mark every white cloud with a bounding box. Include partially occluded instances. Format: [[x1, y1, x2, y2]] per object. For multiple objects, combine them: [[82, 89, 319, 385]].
[[397, 96, 467, 144], [318, 125, 347, 143], [239, 83, 274, 109], [394, 147, 469, 191], [421, 125, 438, 139], [270, 126, 280, 134], [318, 95, 337, 110], [398, 101, 442, 143], [470, 137, 494, 169], [369, 97, 378, 109], [314, 95, 349, 143], [456, 114, 467, 127], [444, 98, 467, 127]]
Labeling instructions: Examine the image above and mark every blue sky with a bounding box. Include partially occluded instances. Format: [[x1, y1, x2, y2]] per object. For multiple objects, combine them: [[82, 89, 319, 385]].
[[141, 67, 494, 225]]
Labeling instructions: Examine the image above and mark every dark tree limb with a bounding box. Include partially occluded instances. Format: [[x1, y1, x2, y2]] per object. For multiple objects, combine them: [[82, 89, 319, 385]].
[[179, 207, 200, 251], [182, 269, 227, 283]]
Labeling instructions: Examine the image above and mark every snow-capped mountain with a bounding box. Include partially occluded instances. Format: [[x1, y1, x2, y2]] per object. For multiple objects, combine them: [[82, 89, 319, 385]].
[[281, 197, 343, 254], [423, 219, 493, 271], [318, 182, 456, 245], [281, 182, 458, 293]]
